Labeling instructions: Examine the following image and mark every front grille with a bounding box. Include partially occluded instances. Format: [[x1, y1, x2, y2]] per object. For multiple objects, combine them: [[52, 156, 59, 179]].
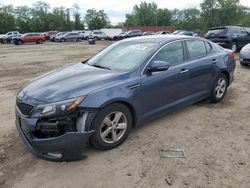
[[16, 99, 34, 117]]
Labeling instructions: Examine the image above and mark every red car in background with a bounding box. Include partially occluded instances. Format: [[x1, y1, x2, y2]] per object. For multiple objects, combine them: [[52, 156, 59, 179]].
[[14, 33, 46, 45]]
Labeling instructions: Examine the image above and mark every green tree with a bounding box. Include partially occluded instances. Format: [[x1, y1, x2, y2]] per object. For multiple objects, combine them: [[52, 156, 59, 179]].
[[124, 2, 158, 26], [84, 9, 110, 30], [171, 8, 201, 31], [15, 6, 32, 32], [200, 0, 242, 29], [72, 4, 84, 30], [156, 8, 172, 26], [30, 1, 50, 31], [0, 5, 16, 33]]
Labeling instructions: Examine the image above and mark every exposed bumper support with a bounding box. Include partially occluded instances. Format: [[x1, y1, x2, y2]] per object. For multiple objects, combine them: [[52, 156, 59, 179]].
[[16, 116, 94, 162]]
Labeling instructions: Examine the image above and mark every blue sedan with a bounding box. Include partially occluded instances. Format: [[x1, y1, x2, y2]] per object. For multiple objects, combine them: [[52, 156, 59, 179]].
[[16, 35, 236, 161]]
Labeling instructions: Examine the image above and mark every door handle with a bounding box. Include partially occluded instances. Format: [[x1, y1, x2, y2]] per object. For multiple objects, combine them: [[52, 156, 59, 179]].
[[179, 69, 189, 74], [212, 59, 218, 64], [127, 83, 141, 89]]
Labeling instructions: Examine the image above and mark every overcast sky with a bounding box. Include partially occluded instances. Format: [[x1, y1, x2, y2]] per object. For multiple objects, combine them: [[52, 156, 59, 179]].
[[1, 0, 250, 24]]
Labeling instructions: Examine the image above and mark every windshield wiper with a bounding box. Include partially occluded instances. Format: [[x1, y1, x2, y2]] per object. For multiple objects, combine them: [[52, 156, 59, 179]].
[[91, 64, 111, 70]]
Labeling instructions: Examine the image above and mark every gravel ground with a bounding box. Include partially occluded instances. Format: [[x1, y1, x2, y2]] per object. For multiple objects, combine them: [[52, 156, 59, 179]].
[[0, 41, 249, 188]]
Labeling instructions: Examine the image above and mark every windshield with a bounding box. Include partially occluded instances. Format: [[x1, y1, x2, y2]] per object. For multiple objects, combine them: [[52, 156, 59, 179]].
[[173, 30, 182, 34], [87, 42, 159, 71]]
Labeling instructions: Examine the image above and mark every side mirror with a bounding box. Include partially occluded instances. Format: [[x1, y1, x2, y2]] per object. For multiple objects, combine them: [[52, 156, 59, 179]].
[[147, 61, 170, 73], [81, 59, 89, 64]]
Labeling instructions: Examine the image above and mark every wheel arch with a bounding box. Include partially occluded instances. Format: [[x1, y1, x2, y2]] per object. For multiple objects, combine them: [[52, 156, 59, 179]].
[[100, 100, 137, 128], [221, 70, 230, 86]]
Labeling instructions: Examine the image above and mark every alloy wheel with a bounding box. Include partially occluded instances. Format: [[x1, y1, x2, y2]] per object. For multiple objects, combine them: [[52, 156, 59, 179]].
[[215, 77, 226, 99], [100, 111, 127, 144]]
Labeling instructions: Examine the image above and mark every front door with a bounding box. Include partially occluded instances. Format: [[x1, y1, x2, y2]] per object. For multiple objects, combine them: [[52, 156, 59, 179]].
[[141, 41, 190, 119]]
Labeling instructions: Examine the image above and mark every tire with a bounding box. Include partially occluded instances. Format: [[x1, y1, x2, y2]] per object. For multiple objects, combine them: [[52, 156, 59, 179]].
[[17, 40, 23, 45], [36, 40, 42, 44], [90, 103, 132, 150], [240, 61, 248, 66], [209, 73, 228, 103], [60, 38, 65, 42], [230, 42, 237, 52], [77, 38, 81, 42], [94, 37, 98, 40]]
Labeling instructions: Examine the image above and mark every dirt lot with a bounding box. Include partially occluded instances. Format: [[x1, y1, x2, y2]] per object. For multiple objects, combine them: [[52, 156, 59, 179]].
[[0, 41, 250, 188]]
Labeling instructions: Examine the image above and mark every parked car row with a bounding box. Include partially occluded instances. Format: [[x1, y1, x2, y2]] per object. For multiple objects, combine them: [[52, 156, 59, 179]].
[[0, 31, 22, 44], [1, 26, 250, 56]]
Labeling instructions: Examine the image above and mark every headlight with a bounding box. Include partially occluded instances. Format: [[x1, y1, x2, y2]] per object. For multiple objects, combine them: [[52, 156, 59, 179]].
[[31, 96, 85, 118]]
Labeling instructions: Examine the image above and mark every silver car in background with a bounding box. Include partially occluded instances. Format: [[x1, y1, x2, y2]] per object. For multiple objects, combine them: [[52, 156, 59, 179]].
[[240, 43, 250, 66], [55, 32, 81, 42]]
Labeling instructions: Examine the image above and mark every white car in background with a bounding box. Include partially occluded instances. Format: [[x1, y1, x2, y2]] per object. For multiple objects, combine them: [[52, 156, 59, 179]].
[[87, 30, 107, 40], [73, 30, 91, 40]]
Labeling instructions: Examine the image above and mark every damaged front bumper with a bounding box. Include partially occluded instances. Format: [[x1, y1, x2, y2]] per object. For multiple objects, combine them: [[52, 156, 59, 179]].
[[16, 110, 95, 162]]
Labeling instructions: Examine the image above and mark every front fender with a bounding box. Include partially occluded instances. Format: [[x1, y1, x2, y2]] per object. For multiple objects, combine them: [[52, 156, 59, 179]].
[[79, 77, 143, 127]]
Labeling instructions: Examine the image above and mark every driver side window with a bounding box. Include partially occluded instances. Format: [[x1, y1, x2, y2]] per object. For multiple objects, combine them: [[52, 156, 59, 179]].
[[153, 41, 184, 65]]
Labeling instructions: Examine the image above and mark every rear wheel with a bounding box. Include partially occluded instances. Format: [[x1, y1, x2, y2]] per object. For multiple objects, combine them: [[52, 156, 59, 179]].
[[60, 38, 65, 42], [17, 40, 23, 45], [36, 40, 42, 44], [209, 73, 228, 103], [90, 103, 132, 150]]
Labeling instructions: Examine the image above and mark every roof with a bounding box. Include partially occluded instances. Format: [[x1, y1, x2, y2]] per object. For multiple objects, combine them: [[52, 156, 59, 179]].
[[121, 34, 197, 44]]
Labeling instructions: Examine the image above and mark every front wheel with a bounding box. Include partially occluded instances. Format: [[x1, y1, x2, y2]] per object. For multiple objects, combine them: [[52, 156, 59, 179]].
[[90, 103, 132, 150], [17, 40, 23, 45], [209, 73, 228, 103]]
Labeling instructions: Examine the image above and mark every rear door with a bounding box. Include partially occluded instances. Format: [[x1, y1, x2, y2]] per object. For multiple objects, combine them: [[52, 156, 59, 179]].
[[31, 34, 39, 42], [183, 40, 217, 96]]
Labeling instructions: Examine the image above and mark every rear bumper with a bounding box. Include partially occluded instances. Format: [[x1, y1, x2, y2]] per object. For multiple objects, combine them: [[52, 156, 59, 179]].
[[16, 112, 94, 162]]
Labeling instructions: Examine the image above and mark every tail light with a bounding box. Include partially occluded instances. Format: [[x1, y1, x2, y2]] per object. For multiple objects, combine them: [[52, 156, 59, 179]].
[[228, 51, 236, 58]]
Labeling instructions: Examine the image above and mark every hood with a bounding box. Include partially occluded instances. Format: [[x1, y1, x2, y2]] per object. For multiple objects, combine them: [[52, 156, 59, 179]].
[[22, 63, 128, 103]]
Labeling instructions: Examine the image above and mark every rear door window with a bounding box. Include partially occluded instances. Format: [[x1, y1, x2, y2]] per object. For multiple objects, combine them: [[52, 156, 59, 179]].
[[186, 40, 207, 59]]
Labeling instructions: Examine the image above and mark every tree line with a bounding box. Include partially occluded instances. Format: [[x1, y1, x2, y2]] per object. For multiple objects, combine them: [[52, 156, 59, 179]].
[[0, 0, 250, 34], [125, 0, 250, 33], [0, 1, 110, 33]]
